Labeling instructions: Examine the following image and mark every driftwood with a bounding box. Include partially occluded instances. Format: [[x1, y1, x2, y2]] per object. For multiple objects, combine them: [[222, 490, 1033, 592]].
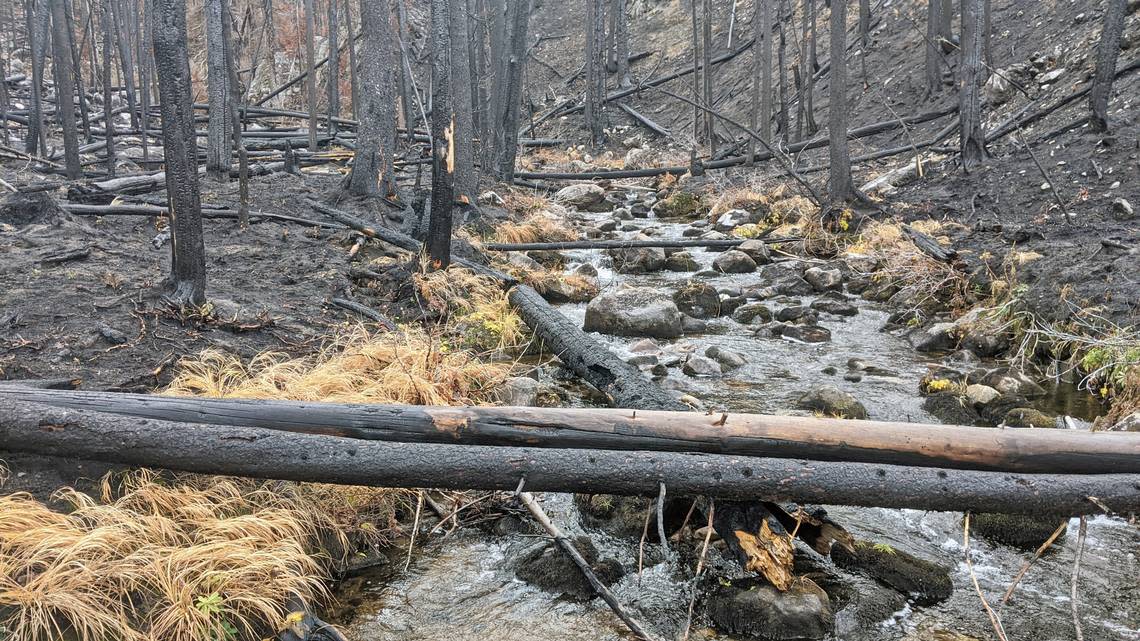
[[0, 397, 1136, 514], [5, 388, 1139, 475]]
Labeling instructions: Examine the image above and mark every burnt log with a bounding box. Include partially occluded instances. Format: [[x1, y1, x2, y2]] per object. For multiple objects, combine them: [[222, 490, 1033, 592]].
[[0, 397, 1136, 515]]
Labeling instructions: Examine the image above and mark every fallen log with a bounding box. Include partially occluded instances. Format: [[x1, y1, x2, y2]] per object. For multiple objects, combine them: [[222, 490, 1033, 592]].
[[5, 388, 1138, 474], [482, 238, 782, 251], [902, 224, 957, 262], [61, 203, 343, 229], [0, 378, 81, 390], [0, 397, 1135, 515], [618, 103, 670, 137]]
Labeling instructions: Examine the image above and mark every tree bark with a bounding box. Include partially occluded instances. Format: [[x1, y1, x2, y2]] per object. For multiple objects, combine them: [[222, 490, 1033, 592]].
[[343, 0, 357, 119], [939, 0, 953, 51], [827, 0, 855, 202], [101, 0, 115, 176], [345, 0, 394, 196], [1089, 0, 1126, 132], [925, 0, 942, 95], [858, 0, 870, 86], [303, 0, 318, 150], [427, 0, 454, 269], [448, 0, 475, 202], [205, 0, 231, 179], [584, 0, 606, 147], [775, 0, 788, 141], [958, 0, 987, 171], [612, 0, 630, 87], [26, 0, 49, 155], [110, 0, 137, 128], [749, 0, 772, 163], [151, 0, 206, 305], [62, 0, 90, 141], [689, 0, 700, 140], [801, 0, 818, 135], [491, 0, 530, 180], [701, 0, 715, 151], [49, 0, 81, 178], [326, 0, 340, 133], [2, 397, 1138, 515]]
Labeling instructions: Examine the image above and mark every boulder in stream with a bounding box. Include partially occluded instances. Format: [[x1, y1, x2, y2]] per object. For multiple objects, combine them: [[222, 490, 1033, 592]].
[[738, 239, 773, 264], [673, 282, 722, 319], [971, 513, 1068, 550], [706, 577, 834, 641], [682, 354, 722, 377], [583, 287, 683, 338], [831, 540, 953, 606], [664, 251, 700, 272], [778, 323, 832, 344], [796, 386, 868, 419], [608, 236, 667, 273], [553, 184, 606, 210], [732, 302, 773, 324], [804, 267, 843, 292], [515, 535, 624, 601], [713, 250, 758, 274]]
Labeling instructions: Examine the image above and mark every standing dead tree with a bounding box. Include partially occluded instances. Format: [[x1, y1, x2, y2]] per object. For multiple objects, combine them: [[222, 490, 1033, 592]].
[[925, 0, 942, 96], [205, 0, 232, 179], [701, 0, 715, 151], [797, 0, 819, 137], [611, 0, 630, 87], [303, 0, 318, 150], [427, 0, 455, 269], [958, 0, 987, 171], [827, 0, 856, 202], [748, 0, 772, 166], [100, 0, 115, 176], [345, 0, 395, 197], [326, 0, 340, 133], [25, 0, 48, 155], [1089, 0, 1126, 132], [449, 0, 475, 201], [49, 0, 81, 178], [487, 0, 530, 180], [151, 0, 207, 305], [584, 0, 607, 147]]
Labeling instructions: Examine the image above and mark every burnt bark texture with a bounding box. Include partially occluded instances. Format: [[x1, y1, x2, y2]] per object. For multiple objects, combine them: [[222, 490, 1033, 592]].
[[826, 0, 855, 202], [205, 0, 232, 179], [101, 0, 115, 176], [1089, 0, 1126, 132], [151, 0, 207, 305], [490, 0, 530, 179], [346, 0, 395, 196], [748, 0, 772, 165], [448, 0, 475, 202], [925, 0, 941, 95], [303, 0, 318, 150], [427, 0, 455, 269], [584, 0, 606, 147], [343, 0, 357, 118], [110, 0, 137, 128], [958, 0, 987, 171], [701, 0, 715, 151], [326, 0, 340, 132], [48, 0, 80, 178], [611, 0, 630, 87], [1, 397, 1137, 515], [858, 0, 870, 85]]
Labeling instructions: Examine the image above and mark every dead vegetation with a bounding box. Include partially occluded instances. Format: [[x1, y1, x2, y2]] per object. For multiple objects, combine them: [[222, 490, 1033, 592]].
[[490, 212, 579, 245]]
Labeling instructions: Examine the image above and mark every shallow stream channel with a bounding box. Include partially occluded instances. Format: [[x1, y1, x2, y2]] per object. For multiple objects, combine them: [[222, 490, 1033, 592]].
[[335, 196, 1138, 641]]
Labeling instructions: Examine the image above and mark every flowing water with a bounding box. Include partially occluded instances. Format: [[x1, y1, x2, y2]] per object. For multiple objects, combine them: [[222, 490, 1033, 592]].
[[337, 208, 1138, 641]]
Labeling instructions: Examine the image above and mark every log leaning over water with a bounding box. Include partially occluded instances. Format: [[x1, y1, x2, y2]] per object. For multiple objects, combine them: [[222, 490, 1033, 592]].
[[0, 397, 1136, 515], [3, 388, 1139, 475]]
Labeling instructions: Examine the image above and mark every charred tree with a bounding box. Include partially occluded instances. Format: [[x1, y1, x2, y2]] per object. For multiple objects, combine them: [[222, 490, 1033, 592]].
[[701, 0, 715, 151], [49, 0, 81, 178], [858, 0, 870, 86], [326, 0, 340, 133], [611, 0, 630, 87], [689, 0, 699, 139], [584, 0, 606, 147], [776, 0, 788, 142], [393, 1, 417, 142], [343, 0, 357, 118], [205, 0, 232, 179], [449, 0, 475, 202], [925, 0, 942, 96], [303, 0, 318, 150], [110, 0, 137, 128], [958, 0, 987, 171], [748, 0, 772, 165], [345, 0, 395, 196], [151, 0, 207, 305], [939, 0, 954, 51], [25, 0, 48, 155], [101, 0, 115, 176], [490, 0, 530, 180], [1089, 0, 1126, 132], [826, 0, 856, 202], [62, 0, 90, 140], [799, 0, 818, 136], [427, 0, 455, 269]]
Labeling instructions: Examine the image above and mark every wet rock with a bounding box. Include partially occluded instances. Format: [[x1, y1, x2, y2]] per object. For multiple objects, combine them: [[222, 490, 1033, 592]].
[[986, 371, 1047, 398], [681, 315, 709, 334], [539, 276, 597, 304], [706, 577, 833, 641], [553, 184, 606, 210], [583, 287, 682, 338], [487, 514, 537, 536], [681, 226, 704, 237], [609, 236, 666, 273], [673, 282, 722, 319], [574, 263, 599, 278], [1110, 412, 1140, 432], [614, 207, 634, 220], [960, 329, 1009, 358], [596, 219, 618, 232], [831, 540, 953, 606], [965, 384, 1000, 406], [497, 377, 540, 406], [516, 535, 624, 601], [699, 230, 731, 242], [861, 280, 900, 302], [1003, 407, 1055, 428], [972, 513, 1068, 550], [804, 267, 843, 292], [774, 274, 815, 296], [822, 366, 838, 375], [810, 298, 858, 317], [911, 322, 958, 352], [628, 338, 660, 353], [713, 250, 758, 274], [738, 239, 773, 264], [706, 346, 747, 370], [664, 251, 699, 272], [720, 295, 747, 316], [657, 191, 703, 218], [797, 386, 868, 419], [923, 393, 984, 426], [977, 393, 1033, 425], [1112, 197, 1135, 220], [625, 354, 658, 367], [776, 305, 809, 322], [779, 323, 832, 344], [715, 208, 752, 231], [732, 303, 773, 324], [844, 373, 863, 382], [683, 354, 722, 377]]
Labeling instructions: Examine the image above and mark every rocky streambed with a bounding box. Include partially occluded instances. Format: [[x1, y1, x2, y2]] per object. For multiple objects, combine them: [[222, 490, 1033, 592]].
[[336, 186, 1138, 641]]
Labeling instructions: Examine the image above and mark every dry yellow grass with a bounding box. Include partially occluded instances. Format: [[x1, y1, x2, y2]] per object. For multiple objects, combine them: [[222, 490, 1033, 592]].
[[0, 471, 338, 641], [490, 213, 578, 245], [707, 186, 771, 218]]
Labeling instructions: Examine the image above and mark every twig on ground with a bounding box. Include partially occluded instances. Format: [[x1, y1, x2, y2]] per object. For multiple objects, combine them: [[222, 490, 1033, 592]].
[[1072, 516, 1088, 641], [680, 501, 716, 641], [404, 491, 423, 572], [1016, 127, 1070, 224], [656, 482, 669, 551], [963, 513, 1010, 641], [1000, 518, 1070, 606]]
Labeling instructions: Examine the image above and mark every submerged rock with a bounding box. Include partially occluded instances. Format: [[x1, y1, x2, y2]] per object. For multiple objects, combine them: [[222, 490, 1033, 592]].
[[584, 287, 682, 338], [683, 354, 722, 377], [673, 282, 722, 319], [609, 238, 667, 274], [706, 346, 747, 370], [706, 577, 833, 641], [796, 386, 868, 419], [922, 393, 984, 426], [971, 513, 1068, 550], [831, 540, 953, 606], [778, 323, 832, 344], [1003, 407, 1056, 428], [733, 302, 773, 324], [515, 535, 624, 601], [664, 251, 700, 272]]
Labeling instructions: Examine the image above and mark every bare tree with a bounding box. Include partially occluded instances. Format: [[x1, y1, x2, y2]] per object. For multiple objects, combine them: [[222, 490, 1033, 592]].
[[110, 0, 137, 128], [101, 0, 115, 176], [701, 0, 715, 151], [62, 0, 90, 140], [776, 0, 788, 141], [449, 0, 475, 201], [303, 0, 317, 150], [1089, 0, 1126, 132], [939, 0, 954, 51], [584, 0, 606, 147], [345, 0, 394, 196], [858, 0, 870, 87], [427, 0, 455, 269], [25, 0, 49, 155], [800, 0, 818, 136], [49, 0, 80, 178], [827, 0, 856, 202], [748, 0, 772, 165], [611, 0, 630, 87], [958, 0, 986, 171], [151, 0, 207, 305], [925, 0, 941, 96], [326, 0, 340, 133], [689, 0, 699, 140], [490, 0, 531, 179], [205, 0, 232, 179], [343, 0, 357, 118]]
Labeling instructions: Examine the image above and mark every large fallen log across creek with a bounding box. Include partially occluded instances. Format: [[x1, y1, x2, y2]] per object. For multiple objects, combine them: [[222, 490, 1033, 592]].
[[0, 396, 1136, 515], [2, 387, 1138, 475]]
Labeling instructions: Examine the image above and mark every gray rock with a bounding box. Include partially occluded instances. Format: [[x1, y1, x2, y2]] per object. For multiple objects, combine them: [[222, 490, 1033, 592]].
[[796, 385, 868, 419], [1112, 198, 1134, 220], [498, 377, 539, 406], [609, 236, 666, 273], [737, 239, 773, 264], [681, 314, 708, 334], [583, 287, 683, 338], [596, 219, 618, 232], [1003, 407, 1055, 428], [776, 306, 809, 322], [714, 208, 751, 231], [912, 322, 958, 352], [706, 346, 747, 370], [683, 354, 723, 377], [987, 371, 1047, 398], [574, 263, 599, 278], [673, 282, 722, 319], [732, 302, 773, 324], [965, 383, 1000, 406], [779, 323, 832, 343], [553, 184, 605, 209], [625, 354, 658, 367], [707, 578, 833, 641], [1110, 412, 1140, 432], [664, 251, 699, 272], [713, 250, 758, 274], [628, 338, 660, 353], [810, 298, 858, 317], [804, 267, 843, 292]]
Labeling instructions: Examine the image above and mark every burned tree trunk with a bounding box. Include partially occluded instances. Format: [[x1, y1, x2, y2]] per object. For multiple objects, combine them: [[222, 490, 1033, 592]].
[[491, 0, 530, 180], [800, 0, 818, 136], [49, 0, 81, 178], [345, 0, 395, 196], [62, 0, 90, 141], [26, 0, 48, 155], [827, 0, 856, 202], [958, 0, 987, 171], [584, 0, 606, 147], [925, 0, 942, 96], [939, 0, 954, 51], [775, 0, 788, 142], [303, 0, 318, 150], [205, 0, 232, 179], [688, 0, 699, 140], [343, 0, 357, 119], [448, 0, 475, 202], [701, 0, 715, 151], [858, 0, 870, 86], [101, 0, 115, 176], [151, 0, 207, 305], [1089, 0, 1126, 132], [748, 0, 772, 165], [611, 0, 630, 87], [110, 0, 137, 128], [326, 0, 340, 133], [427, 0, 455, 269]]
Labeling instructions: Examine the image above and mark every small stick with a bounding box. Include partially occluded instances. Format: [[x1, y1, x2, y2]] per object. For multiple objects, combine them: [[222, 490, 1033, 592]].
[[656, 482, 669, 551], [329, 297, 398, 331], [1017, 127, 1070, 224], [963, 513, 1009, 641], [638, 500, 652, 581], [518, 491, 661, 641], [403, 491, 423, 572], [1071, 516, 1087, 641], [1000, 518, 1069, 606], [680, 501, 716, 641]]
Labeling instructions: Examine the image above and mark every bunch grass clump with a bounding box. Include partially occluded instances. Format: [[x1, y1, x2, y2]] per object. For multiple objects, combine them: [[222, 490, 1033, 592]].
[[491, 213, 578, 245]]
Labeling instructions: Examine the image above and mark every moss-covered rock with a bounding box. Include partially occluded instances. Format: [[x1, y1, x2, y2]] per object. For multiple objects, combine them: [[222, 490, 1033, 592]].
[[706, 577, 833, 641], [515, 535, 624, 600], [1003, 407, 1056, 428], [971, 513, 1068, 550], [657, 191, 703, 218], [831, 540, 953, 606], [922, 393, 985, 426]]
